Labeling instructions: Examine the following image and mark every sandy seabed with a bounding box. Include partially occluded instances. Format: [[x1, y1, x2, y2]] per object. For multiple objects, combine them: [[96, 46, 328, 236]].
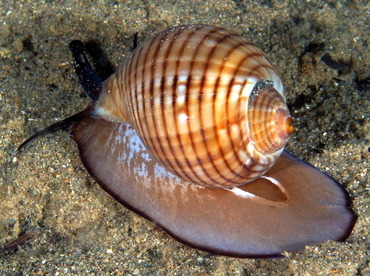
[[1, 0, 369, 275]]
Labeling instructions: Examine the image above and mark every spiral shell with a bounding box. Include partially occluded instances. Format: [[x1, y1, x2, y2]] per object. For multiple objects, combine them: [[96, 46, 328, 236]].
[[95, 25, 294, 188]]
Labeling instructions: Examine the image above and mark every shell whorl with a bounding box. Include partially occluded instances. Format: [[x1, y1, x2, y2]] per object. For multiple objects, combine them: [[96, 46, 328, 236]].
[[248, 80, 294, 155], [95, 25, 292, 188]]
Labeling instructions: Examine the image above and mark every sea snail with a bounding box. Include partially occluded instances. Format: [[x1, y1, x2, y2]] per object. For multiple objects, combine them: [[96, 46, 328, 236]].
[[18, 25, 356, 258]]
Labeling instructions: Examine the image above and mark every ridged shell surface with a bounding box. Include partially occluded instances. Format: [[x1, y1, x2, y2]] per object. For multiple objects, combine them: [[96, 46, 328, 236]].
[[96, 24, 291, 188]]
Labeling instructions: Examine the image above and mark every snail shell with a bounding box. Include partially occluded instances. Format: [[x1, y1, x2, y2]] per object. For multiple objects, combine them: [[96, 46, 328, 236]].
[[95, 25, 294, 188]]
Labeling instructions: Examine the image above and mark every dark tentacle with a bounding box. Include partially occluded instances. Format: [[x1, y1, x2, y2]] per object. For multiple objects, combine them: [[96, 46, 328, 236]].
[[69, 40, 103, 102], [16, 106, 93, 154], [132, 32, 139, 51], [17, 41, 104, 154]]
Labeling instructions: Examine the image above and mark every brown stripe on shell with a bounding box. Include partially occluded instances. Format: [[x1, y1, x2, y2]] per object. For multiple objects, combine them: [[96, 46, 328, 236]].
[[216, 53, 267, 182], [207, 40, 252, 183], [202, 33, 250, 183], [170, 28, 202, 182], [185, 26, 225, 185], [129, 44, 143, 129], [122, 34, 155, 149], [96, 25, 289, 188], [159, 28, 191, 181], [158, 27, 200, 182], [146, 31, 171, 163], [159, 25, 206, 182]]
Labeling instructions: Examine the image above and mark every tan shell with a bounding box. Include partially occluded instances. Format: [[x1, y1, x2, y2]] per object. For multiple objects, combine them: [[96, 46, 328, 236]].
[[95, 25, 294, 188]]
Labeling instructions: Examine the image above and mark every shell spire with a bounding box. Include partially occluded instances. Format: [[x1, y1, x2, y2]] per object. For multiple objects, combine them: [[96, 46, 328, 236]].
[[248, 80, 294, 155]]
